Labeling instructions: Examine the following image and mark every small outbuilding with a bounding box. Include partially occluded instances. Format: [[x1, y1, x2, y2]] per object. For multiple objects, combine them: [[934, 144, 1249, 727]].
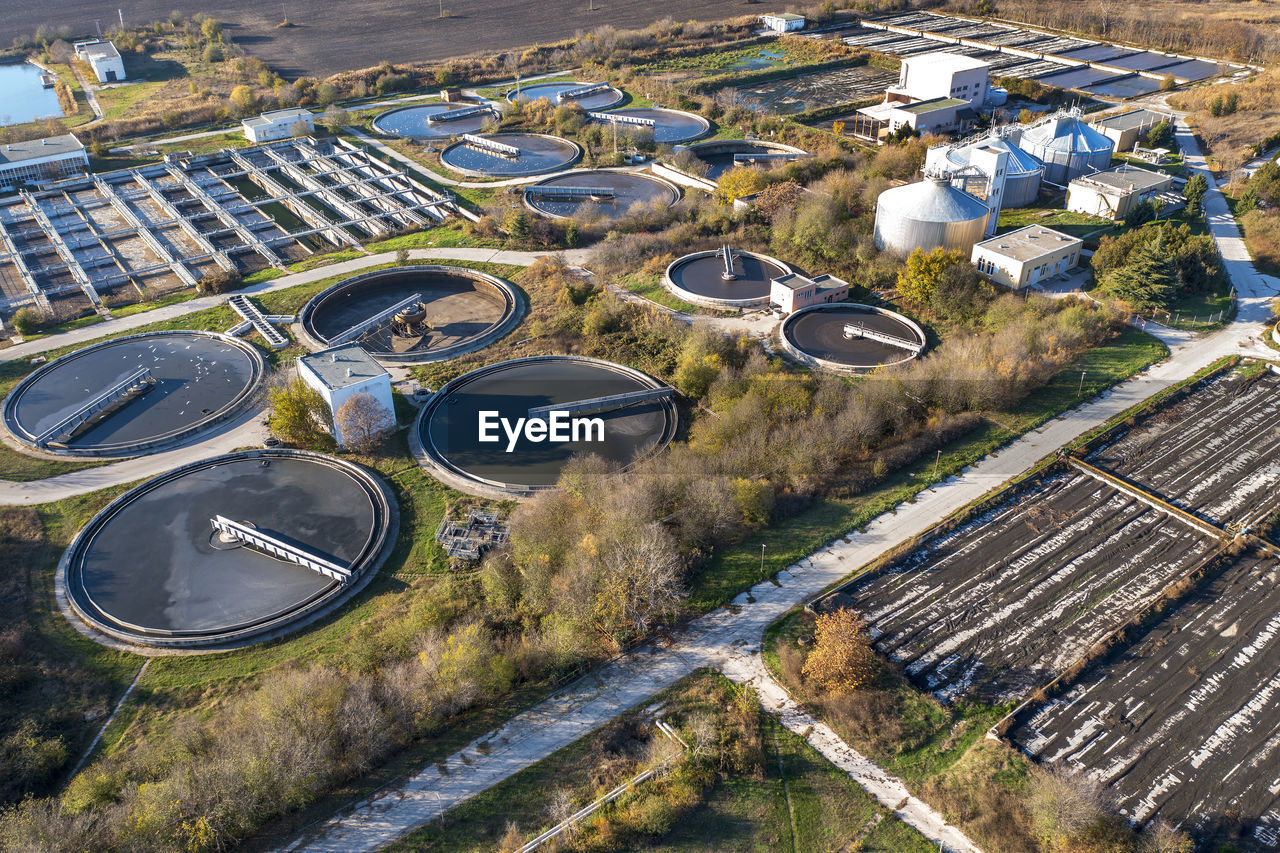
[[971, 225, 1082, 290], [1089, 109, 1173, 152], [771, 273, 849, 314], [242, 108, 315, 143], [761, 12, 806, 32], [1066, 164, 1174, 221], [296, 344, 395, 447], [74, 40, 125, 83]]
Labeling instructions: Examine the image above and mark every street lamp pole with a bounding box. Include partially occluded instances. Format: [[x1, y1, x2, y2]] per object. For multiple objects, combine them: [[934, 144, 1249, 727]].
[[760, 543, 767, 580]]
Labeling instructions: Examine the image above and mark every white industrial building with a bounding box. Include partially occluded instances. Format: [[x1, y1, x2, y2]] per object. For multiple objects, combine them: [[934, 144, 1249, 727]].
[[0, 134, 89, 193], [761, 12, 806, 32], [859, 96, 973, 137], [1066, 164, 1175, 221], [972, 225, 1082, 290], [296, 344, 395, 447], [771, 272, 849, 314], [242, 108, 315, 143], [888, 52, 990, 108], [1089, 109, 1173, 152], [74, 40, 126, 83]]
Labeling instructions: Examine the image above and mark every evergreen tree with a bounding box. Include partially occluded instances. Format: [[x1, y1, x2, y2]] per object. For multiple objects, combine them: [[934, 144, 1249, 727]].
[[1099, 228, 1178, 312]]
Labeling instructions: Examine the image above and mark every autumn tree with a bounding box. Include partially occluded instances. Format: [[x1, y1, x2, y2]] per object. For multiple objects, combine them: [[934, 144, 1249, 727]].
[[896, 246, 970, 304], [289, 119, 311, 138], [268, 379, 334, 450], [229, 84, 256, 114], [751, 179, 803, 223], [334, 392, 394, 453], [323, 103, 350, 132], [593, 523, 686, 639], [714, 165, 765, 205], [802, 608, 880, 694]]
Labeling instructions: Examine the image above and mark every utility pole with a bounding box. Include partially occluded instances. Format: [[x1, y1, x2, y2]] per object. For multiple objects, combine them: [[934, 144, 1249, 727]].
[[118, 8, 125, 31], [1078, 370, 1087, 397], [933, 449, 941, 478], [760, 543, 767, 580], [438, 0, 445, 18]]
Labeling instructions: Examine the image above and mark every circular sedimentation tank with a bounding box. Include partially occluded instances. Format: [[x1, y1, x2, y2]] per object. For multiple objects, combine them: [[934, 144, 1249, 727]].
[[781, 304, 927, 374], [873, 175, 990, 256], [299, 265, 524, 363], [371, 103, 498, 139], [438, 132, 580, 178], [61, 450, 396, 650], [663, 248, 792, 308], [507, 81, 624, 111], [3, 331, 264, 457], [683, 139, 809, 180], [412, 355, 678, 498], [594, 108, 711, 145], [524, 170, 679, 222]]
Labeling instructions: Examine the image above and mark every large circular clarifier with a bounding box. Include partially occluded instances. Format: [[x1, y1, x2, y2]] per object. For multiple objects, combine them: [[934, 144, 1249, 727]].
[[372, 103, 497, 139], [508, 81, 624, 111], [664, 248, 792, 308], [684, 140, 808, 180], [61, 450, 396, 650], [413, 356, 677, 498], [299, 265, 524, 363], [439, 132, 580, 178], [524, 170, 679, 223], [3, 331, 264, 457], [781, 304, 926, 374], [594, 108, 711, 144]]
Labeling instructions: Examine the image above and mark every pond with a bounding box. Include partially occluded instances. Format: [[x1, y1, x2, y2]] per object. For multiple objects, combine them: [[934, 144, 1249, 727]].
[[0, 62, 65, 127]]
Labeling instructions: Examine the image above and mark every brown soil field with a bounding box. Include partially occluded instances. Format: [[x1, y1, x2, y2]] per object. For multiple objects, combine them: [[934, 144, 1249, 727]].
[[4, 0, 761, 79]]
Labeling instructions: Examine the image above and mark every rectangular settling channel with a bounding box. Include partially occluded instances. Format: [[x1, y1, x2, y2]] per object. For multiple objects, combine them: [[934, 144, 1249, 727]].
[[1089, 370, 1280, 533], [1013, 551, 1280, 844], [826, 470, 1220, 704]]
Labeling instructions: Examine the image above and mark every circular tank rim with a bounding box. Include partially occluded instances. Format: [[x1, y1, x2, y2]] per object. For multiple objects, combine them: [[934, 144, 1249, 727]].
[[505, 81, 625, 110], [410, 354, 678, 499], [683, 139, 810, 159], [595, 107, 713, 144], [2, 329, 266, 458], [370, 102, 491, 137], [662, 249, 793, 308], [780, 303, 928, 374], [58, 449, 397, 652], [522, 170, 681, 220], [943, 141, 1044, 178], [297, 265, 526, 364], [437, 132, 582, 178]]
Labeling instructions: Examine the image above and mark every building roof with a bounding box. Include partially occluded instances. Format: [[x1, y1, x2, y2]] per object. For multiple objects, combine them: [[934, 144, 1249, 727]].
[[1092, 109, 1171, 132], [298, 344, 388, 391], [1022, 110, 1113, 155], [1070, 164, 1172, 195], [766, 12, 805, 20], [76, 40, 121, 62], [903, 51, 990, 74], [975, 225, 1082, 262], [0, 134, 86, 166], [243, 108, 314, 128], [944, 132, 1045, 177], [895, 97, 967, 116], [772, 272, 847, 291]]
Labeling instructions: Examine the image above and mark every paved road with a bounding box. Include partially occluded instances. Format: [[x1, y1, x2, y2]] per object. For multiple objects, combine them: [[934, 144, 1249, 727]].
[[282, 116, 1279, 852], [0, 247, 585, 366]]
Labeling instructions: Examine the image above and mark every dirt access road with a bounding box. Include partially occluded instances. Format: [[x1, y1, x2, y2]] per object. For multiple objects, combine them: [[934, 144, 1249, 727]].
[[2, 0, 757, 79]]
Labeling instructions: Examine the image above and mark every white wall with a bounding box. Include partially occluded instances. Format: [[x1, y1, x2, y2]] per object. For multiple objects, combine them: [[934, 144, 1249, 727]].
[[298, 370, 395, 446]]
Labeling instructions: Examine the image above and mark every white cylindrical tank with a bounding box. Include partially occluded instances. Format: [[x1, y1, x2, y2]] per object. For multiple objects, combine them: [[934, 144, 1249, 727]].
[[936, 131, 1045, 207], [1018, 110, 1114, 186], [873, 175, 990, 256]]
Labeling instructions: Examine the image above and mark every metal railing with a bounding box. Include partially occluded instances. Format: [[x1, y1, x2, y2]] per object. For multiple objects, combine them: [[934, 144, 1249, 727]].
[[842, 322, 925, 354], [427, 104, 495, 123], [588, 111, 656, 127], [527, 387, 674, 420], [461, 133, 520, 159], [210, 515, 352, 583], [524, 184, 615, 200], [227, 294, 288, 349], [556, 82, 610, 103], [329, 292, 423, 345], [35, 367, 154, 447]]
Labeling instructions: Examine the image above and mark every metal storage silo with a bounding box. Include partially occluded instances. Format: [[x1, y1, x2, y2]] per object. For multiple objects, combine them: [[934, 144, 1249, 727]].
[[937, 130, 1045, 207], [873, 175, 990, 256], [1018, 108, 1114, 186]]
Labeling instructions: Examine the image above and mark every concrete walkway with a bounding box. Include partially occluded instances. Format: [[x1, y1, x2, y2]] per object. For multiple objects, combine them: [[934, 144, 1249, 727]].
[[0, 247, 584, 366]]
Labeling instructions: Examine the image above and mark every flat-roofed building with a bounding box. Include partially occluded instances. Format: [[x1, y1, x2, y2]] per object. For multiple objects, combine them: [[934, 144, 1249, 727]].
[[0, 134, 89, 193], [242, 108, 315, 143], [1089, 108, 1172, 151], [296, 344, 394, 447], [761, 12, 806, 32], [857, 96, 975, 138], [889, 52, 990, 108], [1066, 164, 1175, 220], [770, 272, 850, 314], [74, 40, 126, 83], [972, 224, 1082, 289]]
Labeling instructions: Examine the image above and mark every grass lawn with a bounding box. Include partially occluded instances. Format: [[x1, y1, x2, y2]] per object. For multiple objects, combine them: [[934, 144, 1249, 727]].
[[615, 271, 703, 314], [996, 207, 1114, 240], [686, 325, 1168, 610], [634, 40, 844, 75], [383, 671, 935, 853]]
